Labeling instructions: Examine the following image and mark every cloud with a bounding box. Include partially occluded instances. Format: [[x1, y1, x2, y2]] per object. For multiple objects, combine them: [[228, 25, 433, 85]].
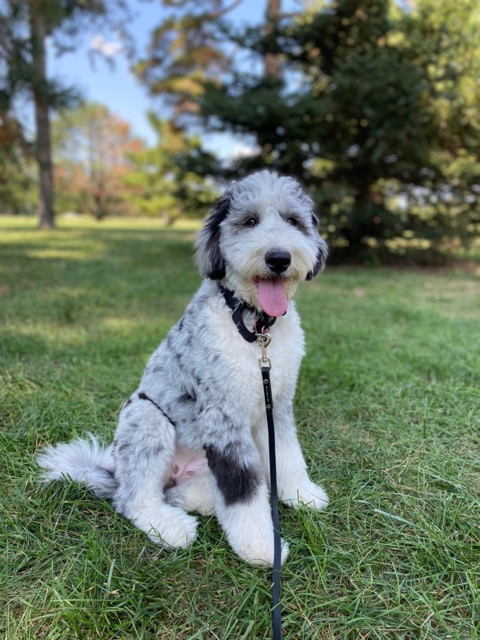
[[90, 34, 123, 59]]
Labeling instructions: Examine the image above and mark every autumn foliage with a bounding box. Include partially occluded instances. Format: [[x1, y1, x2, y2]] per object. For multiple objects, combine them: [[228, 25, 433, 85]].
[[53, 103, 144, 218]]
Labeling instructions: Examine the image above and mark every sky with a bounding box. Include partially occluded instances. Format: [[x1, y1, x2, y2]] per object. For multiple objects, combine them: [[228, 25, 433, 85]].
[[47, 0, 303, 159]]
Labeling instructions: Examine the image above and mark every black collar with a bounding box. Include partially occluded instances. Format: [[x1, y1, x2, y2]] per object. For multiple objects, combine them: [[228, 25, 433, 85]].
[[218, 284, 277, 343]]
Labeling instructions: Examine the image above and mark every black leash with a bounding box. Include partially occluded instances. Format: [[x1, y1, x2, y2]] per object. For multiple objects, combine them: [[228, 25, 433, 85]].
[[258, 334, 282, 640], [219, 284, 283, 640]]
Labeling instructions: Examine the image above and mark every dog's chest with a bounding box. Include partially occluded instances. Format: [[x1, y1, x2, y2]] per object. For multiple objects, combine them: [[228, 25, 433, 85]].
[[207, 299, 305, 409], [141, 288, 305, 439]]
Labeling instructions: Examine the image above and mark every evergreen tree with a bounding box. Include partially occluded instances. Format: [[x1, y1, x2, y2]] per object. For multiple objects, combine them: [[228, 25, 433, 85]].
[[199, 0, 480, 259], [395, 0, 480, 253]]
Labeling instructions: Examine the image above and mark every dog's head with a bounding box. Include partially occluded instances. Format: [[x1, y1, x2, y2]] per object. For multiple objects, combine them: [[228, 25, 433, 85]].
[[196, 170, 328, 316]]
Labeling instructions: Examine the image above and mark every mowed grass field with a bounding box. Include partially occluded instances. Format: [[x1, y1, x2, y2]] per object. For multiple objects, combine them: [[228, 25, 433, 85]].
[[1, 216, 479, 640]]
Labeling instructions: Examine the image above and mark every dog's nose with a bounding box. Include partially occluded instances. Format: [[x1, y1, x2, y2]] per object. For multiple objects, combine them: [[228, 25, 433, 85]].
[[265, 250, 291, 274]]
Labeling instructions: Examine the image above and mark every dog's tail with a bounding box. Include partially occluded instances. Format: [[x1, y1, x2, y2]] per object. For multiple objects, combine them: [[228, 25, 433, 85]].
[[36, 434, 117, 498]]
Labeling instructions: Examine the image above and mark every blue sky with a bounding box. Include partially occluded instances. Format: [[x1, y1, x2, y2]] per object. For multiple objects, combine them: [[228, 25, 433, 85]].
[[47, 0, 302, 157]]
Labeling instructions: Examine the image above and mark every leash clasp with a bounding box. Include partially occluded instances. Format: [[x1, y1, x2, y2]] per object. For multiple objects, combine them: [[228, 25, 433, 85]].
[[256, 333, 272, 370]]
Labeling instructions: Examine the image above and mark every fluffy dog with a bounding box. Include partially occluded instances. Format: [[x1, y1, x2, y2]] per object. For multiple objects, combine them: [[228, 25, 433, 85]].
[[37, 170, 329, 566]]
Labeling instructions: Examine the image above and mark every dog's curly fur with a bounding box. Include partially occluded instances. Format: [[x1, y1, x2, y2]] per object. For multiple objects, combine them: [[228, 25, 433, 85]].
[[37, 170, 329, 566]]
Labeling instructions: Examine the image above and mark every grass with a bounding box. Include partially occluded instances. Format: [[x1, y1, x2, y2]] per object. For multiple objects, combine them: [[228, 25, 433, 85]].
[[1, 215, 479, 639]]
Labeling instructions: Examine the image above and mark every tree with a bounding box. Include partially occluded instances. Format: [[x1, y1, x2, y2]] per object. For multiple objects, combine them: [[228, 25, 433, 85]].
[[199, 2, 420, 247], [0, 0, 128, 228], [135, 0, 241, 124], [198, 0, 480, 260], [263, 0, 282, 79], [125, 114, 219, 223], [394, 0, 480, 253], [130, 0, 244, 223], [0, 113, 37, 213], [52, 102, 144, 218]]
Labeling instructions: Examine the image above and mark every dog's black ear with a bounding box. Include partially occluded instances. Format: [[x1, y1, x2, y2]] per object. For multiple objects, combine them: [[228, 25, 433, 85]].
[[306, 215, 328, 280], [195, 192, 231, 279]]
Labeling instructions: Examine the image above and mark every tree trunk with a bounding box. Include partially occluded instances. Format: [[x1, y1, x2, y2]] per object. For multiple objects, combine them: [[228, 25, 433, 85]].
[[29, 10, 55, 229], [264, 0, 281, 79]]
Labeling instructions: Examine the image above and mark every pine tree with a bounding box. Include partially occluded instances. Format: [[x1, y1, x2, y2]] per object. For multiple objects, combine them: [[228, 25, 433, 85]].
[[200, 0, 480, 259], [136, 0, 480, 259]]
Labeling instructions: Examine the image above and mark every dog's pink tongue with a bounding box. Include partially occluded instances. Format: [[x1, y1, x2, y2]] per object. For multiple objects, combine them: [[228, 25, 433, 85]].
[[257, 278, 288, 317]]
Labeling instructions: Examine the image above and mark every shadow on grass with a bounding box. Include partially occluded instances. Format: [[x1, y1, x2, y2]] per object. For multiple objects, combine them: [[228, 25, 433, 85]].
[[1, 226, 202, 329], [0, 226, 205, 413]]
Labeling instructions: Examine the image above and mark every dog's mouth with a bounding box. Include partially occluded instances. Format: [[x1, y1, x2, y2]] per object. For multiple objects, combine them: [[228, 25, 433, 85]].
[[253, 277, 289, 317]]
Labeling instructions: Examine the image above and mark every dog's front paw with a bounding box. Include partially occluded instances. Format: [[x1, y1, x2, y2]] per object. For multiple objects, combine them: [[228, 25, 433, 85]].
[[281, 481, 329, 511], [235, 537, 290, 567]]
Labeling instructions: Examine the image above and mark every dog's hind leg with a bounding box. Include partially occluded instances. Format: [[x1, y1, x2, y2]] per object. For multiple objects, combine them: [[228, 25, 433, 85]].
[[113, 393, 198, 549]]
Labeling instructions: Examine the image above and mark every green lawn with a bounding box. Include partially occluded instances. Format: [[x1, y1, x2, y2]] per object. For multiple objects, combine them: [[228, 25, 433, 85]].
[[1, 216, 479, 639]]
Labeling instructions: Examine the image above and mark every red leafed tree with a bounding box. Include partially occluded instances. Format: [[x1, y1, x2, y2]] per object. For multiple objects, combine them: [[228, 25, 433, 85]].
[[53, 102, 144, 218]]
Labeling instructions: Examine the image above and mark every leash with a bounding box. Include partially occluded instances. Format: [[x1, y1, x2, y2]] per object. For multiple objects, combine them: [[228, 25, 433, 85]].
[[257, 333, 282, 640], [219, 284, 282, 639]]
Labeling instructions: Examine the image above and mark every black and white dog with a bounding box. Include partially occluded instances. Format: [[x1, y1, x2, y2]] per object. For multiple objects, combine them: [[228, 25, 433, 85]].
[[38, 170, 329, 566]]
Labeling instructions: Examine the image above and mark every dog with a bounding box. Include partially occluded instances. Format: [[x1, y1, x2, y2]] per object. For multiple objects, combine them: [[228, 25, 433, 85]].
[[37, 170, 329, 566]]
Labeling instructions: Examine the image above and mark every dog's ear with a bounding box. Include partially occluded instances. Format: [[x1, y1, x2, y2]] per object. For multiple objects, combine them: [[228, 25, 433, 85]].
[[195, 192, 231, 280], [306, 214, 328, 280]]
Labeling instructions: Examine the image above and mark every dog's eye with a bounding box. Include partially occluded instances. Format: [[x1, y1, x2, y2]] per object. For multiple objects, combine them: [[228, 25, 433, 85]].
[[243, 217, 258, 227], [287, 216, 300, 228]]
